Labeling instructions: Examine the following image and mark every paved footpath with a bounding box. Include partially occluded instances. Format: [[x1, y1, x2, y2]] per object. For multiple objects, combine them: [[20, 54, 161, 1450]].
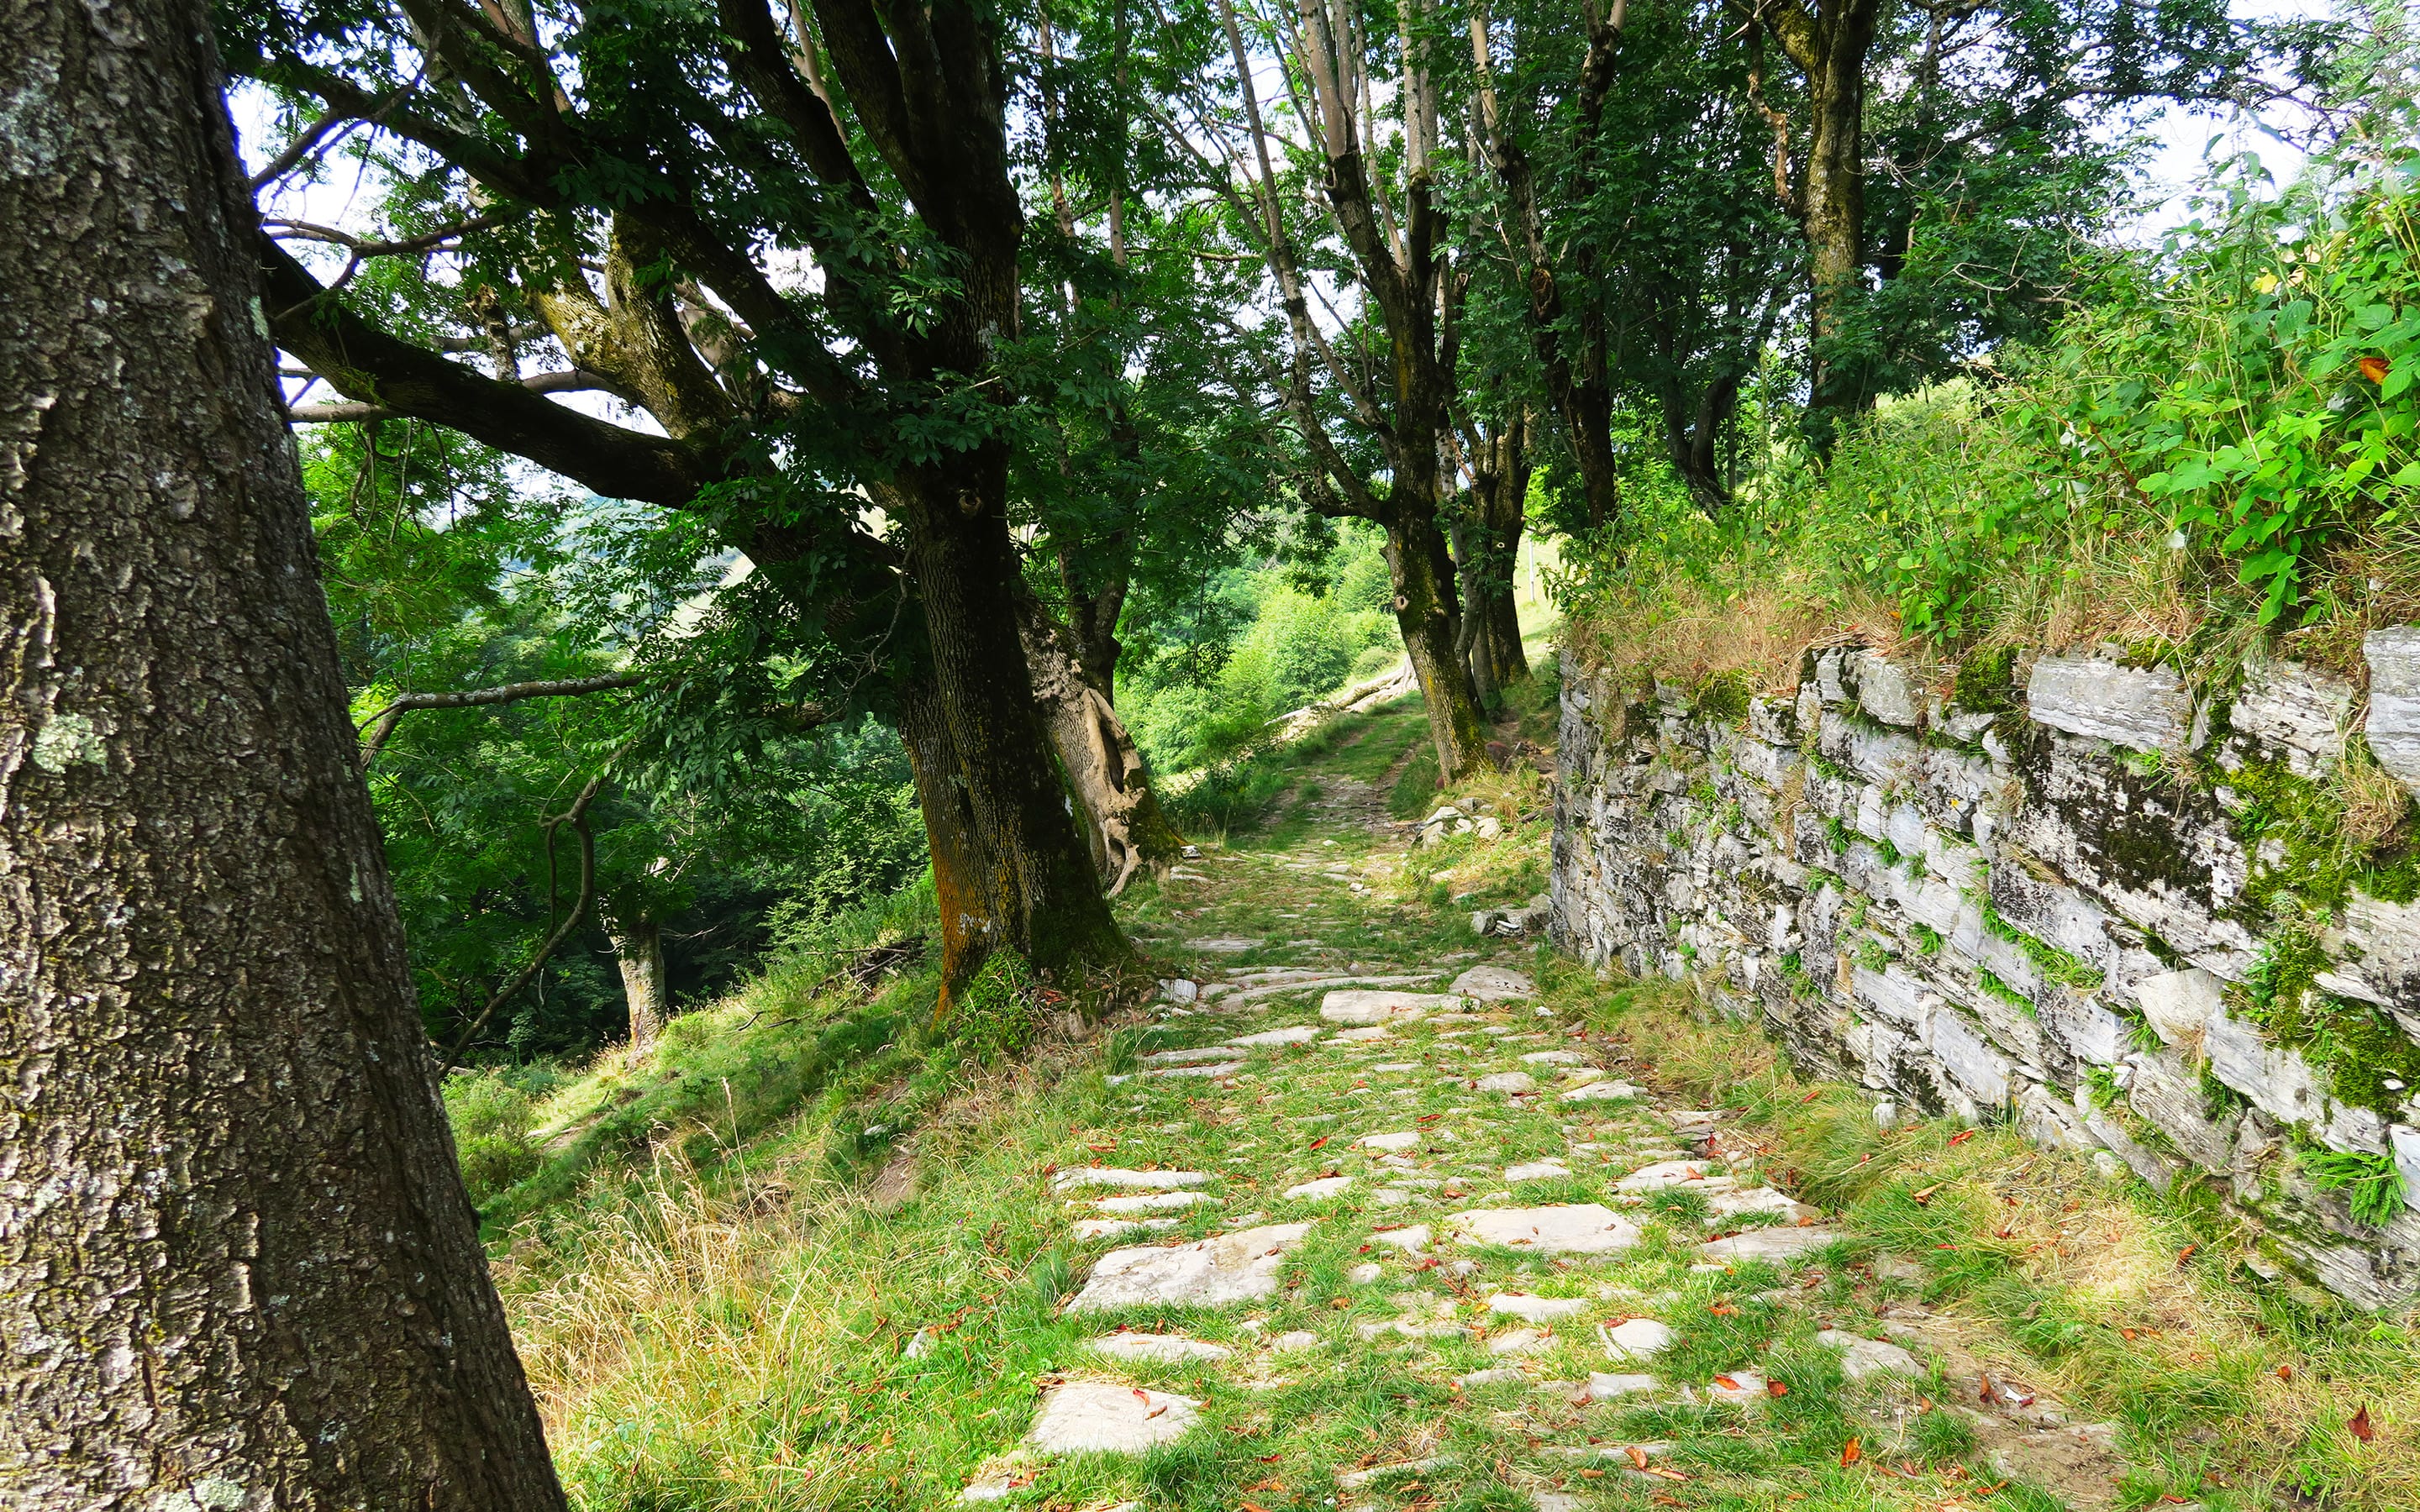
[[957, 787, 2133, 1511]]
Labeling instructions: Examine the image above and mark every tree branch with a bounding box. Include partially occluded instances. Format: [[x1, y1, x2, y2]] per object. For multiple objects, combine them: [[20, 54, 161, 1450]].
[[439, 767, 608, 1071], [260, 235, 713, 507], [356, 672, 646, 770], [289, 367, 625, 424]]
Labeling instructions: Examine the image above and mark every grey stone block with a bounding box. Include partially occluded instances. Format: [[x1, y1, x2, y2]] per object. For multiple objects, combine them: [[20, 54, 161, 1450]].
[[2230, 658, 2353, 776], [2365, 625, 2420, 798], [2027, 654, 2196, 753]]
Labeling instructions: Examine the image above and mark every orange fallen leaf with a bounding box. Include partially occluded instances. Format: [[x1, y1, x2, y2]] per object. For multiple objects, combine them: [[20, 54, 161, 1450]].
[[2350, 1404, 2376, 1442], [1241, 1503, 1271, 1512], [1628, 1445, 1650, 1469], [1800, 1088, 1825, 1104], [2177, 1243, 2197, 1268], [2361, 354, 2391, 384], [1133, 1388, 1151, 1405], [1307, 1135, 1329, 1150], [1768, 1379, 1791, 1398], [1714, 1374, 1741, 1389], [1709, 1304, 1738, 1316], [2277, 1365, 2293, 1382], [1949, 1130, 1977, 1146], [1912, 1183, 1941, 1205], [1086, 1142, 1116, 1152], [1842, 1437, 1863, 1467], [2121, 1328, 2137, 1341]]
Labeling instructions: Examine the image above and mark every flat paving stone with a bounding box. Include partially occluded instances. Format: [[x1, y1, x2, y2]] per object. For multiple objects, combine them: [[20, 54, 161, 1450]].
[[1228, 1025, 1323, 1047], [1503, 1159, 1570, 1182], [1818, 1328, 1923, 1379], [1600, 1317, 1676, 1359], [1184, 937, 1261, 953], [1473, 1072, 1537, 1095], [1707, 1186, 1821, 1223], [1269, 1329, 1323, 1353], [1614, 1160, 1710, 1192], [1073, 1217, 1181, 1240], [1519, 1050, 1587, 1065], [1457, 1366, 1525, 1386], [1066, 1223, 1315, 1313], [1055, 1168, 1215, 1192], [1320, 990, 1457, 1025], [1087, 1333, 1234, 1362], [1283, 1175, 1353, 1200], [1148, 1060, 1245, 1079], [1024, 1380, 1200, 1452], [1369, 1224, 1430, 1252], [1356, 1130, 1423, 1152], [1096, 1191, 1218, 1213], [1699, 1226, 1839, 1263], [1586, 1371, 1660, 1400], [1449, 1204, 1641, 1255], [1328, 1025, 1392, 1042], [1139, 1047, 1244, 1065], [1560, 1079, 1645, 1103], [1449, 964, 1536, 1001], [1486, 1292, 1589, 1323], [1486, 1327, 1550, 1355], [1707, 1370, 1768, 1404]]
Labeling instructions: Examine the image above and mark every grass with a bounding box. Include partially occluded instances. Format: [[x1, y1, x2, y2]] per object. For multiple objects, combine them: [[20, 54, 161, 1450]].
[[452, 664, 2420, 1512]]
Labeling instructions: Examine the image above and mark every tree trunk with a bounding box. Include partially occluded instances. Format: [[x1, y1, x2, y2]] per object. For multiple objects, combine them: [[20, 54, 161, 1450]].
[[896, 682, 1007, 1007], [1386, 502, 1495, 782], [1463, 412, 1532, 695], [895, 459, 1129, 990], [1014, 592, 1186, 895], [0, 7, 570, 1506], [613, 917, 668, 1053], [1764, 0, 1884, 441]]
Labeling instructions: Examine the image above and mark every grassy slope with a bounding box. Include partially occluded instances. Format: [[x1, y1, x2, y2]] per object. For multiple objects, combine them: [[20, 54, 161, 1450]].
[[473, 676, 2420, 1512]]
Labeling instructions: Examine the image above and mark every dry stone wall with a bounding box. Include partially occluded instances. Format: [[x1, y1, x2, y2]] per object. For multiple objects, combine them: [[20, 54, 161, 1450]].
[[1550, 638, 2420, 1307]]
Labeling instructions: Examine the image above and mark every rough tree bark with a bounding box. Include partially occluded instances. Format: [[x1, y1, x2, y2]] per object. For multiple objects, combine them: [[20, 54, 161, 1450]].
[[1459, 409, 1531, 699], [1758, 0, 1885, 435], [613, 917, 668, 1053], [1014, 591, 1186, 894], [0, 3, 571, 1505]]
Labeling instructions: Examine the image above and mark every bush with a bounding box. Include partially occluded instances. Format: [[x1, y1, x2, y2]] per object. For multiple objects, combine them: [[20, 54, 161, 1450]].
[[444, 1067, 555, 1205]]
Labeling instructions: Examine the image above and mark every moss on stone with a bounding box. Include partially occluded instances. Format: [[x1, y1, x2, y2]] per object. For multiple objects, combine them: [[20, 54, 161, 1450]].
[[1693, 669, 1754, 724], [2239, 926, 2420, 1119], [1950, 644, 2020, 713], [1980, 900, 2105, 990]]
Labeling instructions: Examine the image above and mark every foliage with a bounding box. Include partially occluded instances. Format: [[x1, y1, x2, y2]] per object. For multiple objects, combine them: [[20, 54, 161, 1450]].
[[2301, 1144, 2408, 1228]]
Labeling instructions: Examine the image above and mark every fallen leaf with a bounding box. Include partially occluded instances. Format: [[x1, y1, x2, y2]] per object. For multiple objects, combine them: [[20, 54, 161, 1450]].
[[1709, 1304, 1738, 1316], [1241, 1503, 1270, 1512], [1714, 1374, 1742, 1389], [1647, 1467, 1691, 1481], [2362, 354, 2391, 384], [1800, 1088, 1825, 1104], [1949, 1130, 1977, 1146], [2177, 1243, 2197, 1268], [1307, 1136, 1329, 1151], [1842, 1437, 1863, 1467], [1132, 1388, 1151, 1405], [1768, 1379, 1791, 1398], [1627, 1446, 1650, 1469], [1912, 1183, 1941, 1205], [2350, 1404, 2376, 1442], [1087, 1142, 1116, 1152], [2277, 1365, 2293, 1382]]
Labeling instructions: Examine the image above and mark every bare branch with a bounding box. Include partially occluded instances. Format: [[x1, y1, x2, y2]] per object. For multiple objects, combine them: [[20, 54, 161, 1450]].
[[357, 672, 646, 770], [287, 368, 629, 426]]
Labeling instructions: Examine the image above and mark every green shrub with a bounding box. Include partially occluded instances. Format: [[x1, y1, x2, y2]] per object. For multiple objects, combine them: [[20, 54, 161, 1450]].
[[444, 1067, 554, 1205]]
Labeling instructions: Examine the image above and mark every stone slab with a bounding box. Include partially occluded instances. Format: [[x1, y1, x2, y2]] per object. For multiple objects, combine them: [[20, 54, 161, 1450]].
[[1088, 1333, 1233, 1362], [1698, 1227, 1839, 1263], [1561, 1079, 1644, 1104], [1095, 1191, 1218, 1214], [1072, 1217, 1181, 1241], [1283, 1175, 1353, 1200], [1320, 990, 1460, 1025], [1474, 1072, 1538, 1095], [1449, 964, 1537, 1001], [1025, 1381, 1200, 1452], [1227, 1025, 1323, 1047], [1055, 1168, 1214, 1192], [1486, 1292, 1589, 1323], [1450, 1204, 1641, 1255], [1816, 1328, 1921, 1380], [1599, 1317, 1675, 1359], [1065, 1222, 1315, 1312], [2026, 654, 2194, 753]]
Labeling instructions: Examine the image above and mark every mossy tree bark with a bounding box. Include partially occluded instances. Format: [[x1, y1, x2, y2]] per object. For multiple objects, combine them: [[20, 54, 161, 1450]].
[[1016, 590, 1186, 895], [0, 3, 570, 1504], [613, 917, 669, 1053]]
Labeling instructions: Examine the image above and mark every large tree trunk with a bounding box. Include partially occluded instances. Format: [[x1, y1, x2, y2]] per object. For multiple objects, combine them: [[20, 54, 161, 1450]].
[[0, 7, 570, 1506], [1764, 0, 1884, 440], [896, 459, 1129, 990], [1386, 501, 1495, 782], [1460, 413, 1532, 698], [1014, 592, 1186, 895], [897, 682, 1007, 1006], [613, 917, 668, 1053]]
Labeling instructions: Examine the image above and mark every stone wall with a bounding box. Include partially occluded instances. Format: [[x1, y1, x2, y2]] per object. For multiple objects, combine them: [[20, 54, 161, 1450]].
[[1550, 638, 2420, 1307]]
